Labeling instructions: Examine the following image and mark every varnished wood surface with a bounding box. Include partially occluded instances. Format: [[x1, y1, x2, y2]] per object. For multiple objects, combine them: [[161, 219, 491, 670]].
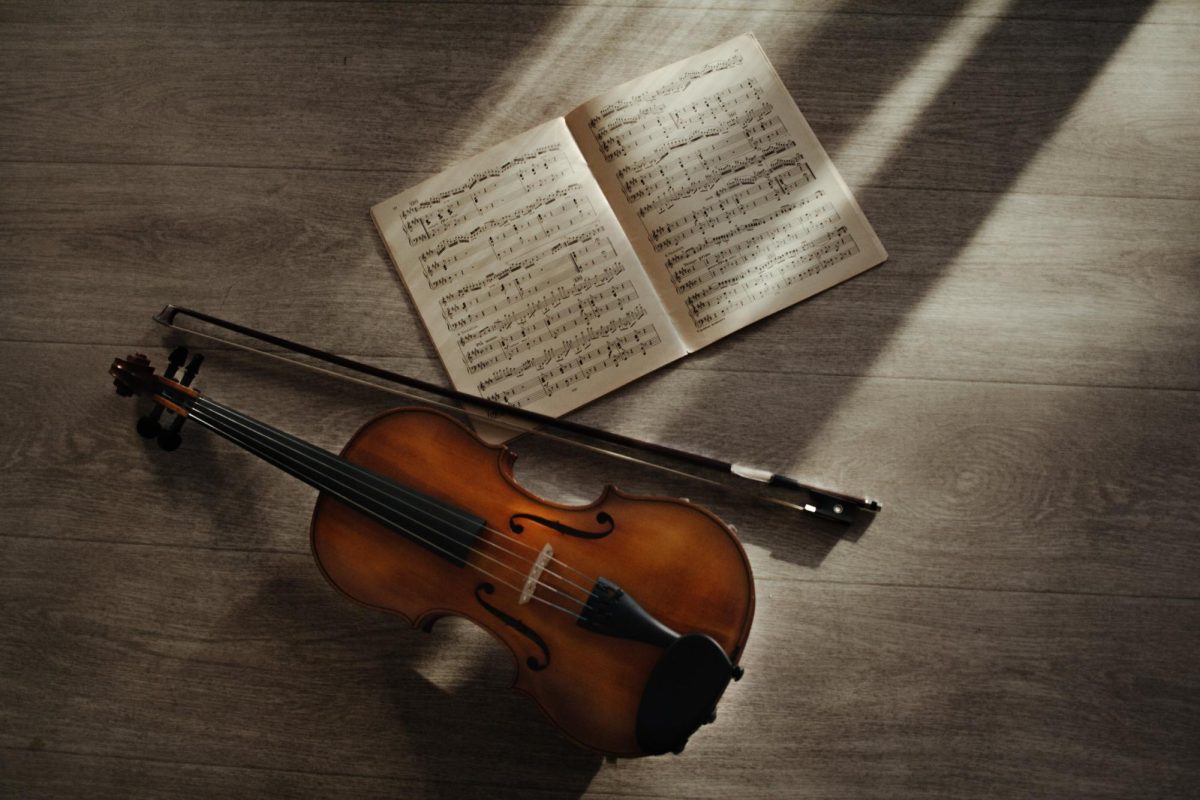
[[1, 1, 1197, 797]]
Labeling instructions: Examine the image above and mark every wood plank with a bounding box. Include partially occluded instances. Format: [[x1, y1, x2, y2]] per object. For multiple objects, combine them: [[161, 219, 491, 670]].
[[0, 750, 427, 800], [2, 165, 1197, 390], [418, 1, 1200, 25], [2, 1, 1198, 797], [2, 2, 1195, 201], [1, 535, 1195, 798], [0, 748, 623, 800], [543, 366, 1200, 598], [2, 342, 1197, 597], [2, 167, 1200, 393]]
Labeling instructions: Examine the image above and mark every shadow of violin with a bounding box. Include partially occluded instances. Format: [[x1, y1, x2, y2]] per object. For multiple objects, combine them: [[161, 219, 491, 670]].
[[223, 569, 604, 798], [505, 429, 871, 571], [132, 342, 603, 793]]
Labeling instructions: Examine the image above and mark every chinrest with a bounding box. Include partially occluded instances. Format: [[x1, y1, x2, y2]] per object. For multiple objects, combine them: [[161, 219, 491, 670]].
[[635, 633, 736, 755]]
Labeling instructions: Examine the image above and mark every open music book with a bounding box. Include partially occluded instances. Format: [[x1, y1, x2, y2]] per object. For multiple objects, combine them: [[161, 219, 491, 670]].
[[372, 34, 886, 432]]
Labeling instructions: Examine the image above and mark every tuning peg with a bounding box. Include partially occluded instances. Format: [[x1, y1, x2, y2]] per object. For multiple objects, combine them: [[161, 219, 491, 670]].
[[158, 415, 185, 452], [164, 346, 189, 379], [137, 415, 162, 438], [137, 348, 200, 442], [137, 348, 187, 435], [179, 353, 204, 386]]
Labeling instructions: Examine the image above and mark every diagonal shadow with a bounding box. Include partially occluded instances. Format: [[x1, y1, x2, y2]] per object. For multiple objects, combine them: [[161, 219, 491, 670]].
[[501, 5, 977, 571], [648, 0, 1154, 567], [217, 570, 604, 798]]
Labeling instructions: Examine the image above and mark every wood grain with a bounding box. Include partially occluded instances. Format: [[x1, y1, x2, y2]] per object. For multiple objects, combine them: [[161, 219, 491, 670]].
[[3, 3, 1196, 198], [2, 168, 1197, 390], [2, 0, 1198, 797], [4, 342, 1198, 597], [1, 536, 1195, 798]]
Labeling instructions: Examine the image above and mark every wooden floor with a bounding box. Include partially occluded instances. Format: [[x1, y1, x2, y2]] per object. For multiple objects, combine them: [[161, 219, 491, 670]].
[[2, 1, 1198, 797]]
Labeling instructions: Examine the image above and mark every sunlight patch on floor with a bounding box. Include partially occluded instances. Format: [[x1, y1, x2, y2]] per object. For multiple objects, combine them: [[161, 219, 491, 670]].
[[444, 6, 797, 167], [1005, 3, 1194, 200], [832, 0, 1013, 188], [866, 0, 1182, 381]]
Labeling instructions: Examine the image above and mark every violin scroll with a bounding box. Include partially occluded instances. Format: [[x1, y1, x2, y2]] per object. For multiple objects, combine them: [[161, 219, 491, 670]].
[[110, 352, 155, 397]]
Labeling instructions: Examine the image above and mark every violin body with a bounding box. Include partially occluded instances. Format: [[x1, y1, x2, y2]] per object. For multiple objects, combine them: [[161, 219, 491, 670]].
[[313, 407, 755, 756], [110, 352, 754, 757]]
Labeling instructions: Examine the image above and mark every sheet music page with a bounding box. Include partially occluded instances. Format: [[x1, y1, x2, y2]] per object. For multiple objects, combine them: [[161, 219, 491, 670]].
[[371, 118, 686, 427], [566, 34, 887, 350]]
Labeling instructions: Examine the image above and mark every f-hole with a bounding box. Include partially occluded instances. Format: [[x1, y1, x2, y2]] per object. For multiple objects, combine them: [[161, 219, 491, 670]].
[[509, 512, 615, 540], [474, 583, 550, 671]]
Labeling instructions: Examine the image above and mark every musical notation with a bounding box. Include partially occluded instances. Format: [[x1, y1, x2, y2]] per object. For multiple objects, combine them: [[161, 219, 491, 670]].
[[479, 323, 664, 408], [670, 206, 845, 292], [419, 186, 596, 290], [586, 62, 863, 332], [463, 295, 646, 376], [689, 228, 860, 330], [372, 36, 884, 423], [399, 145, 570, 245], [389, 129, 671, 411], [438, 227, 622, 330], [589, 52, 744, 139]]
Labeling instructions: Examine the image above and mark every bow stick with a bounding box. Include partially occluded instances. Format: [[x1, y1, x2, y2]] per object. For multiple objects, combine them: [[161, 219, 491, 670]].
[[153, 304, 880, 524]]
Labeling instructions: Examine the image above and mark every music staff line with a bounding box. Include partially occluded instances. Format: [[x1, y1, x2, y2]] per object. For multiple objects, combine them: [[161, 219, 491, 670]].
[[447, 262, 630, 339], [399, 145, 563, 220], [647, 173, 820, 254], [662, 191, 831, 270], [404, 163, 574, 246], [439, 232, 620, 326], [619, 126, 792, 205], [689, 230, 861, 330], [462, 299, 647, 375], [598, 96, 773, 166], [588, 52, 744, 132], [480, 324, 665, 407], [422, 190, 598, 290], [670, 209, 846, 293], [597, 79, 765, 159]]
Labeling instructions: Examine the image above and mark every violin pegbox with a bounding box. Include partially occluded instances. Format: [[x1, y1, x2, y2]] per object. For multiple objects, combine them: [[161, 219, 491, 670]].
[[110, 347, 204, 452]]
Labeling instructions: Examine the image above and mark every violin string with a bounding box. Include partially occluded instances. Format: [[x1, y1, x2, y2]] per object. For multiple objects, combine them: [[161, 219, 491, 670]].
[[190, 393, 600, 598], [189, 399, 595, 614], [189, 401, 588, 617], [159, 318, 819, 530], [190, 399, 591, 609]]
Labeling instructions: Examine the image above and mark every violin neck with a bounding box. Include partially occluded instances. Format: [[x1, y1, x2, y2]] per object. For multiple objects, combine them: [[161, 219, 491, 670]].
[[186, 397, 483, 566], [188, 396, 340, 491]]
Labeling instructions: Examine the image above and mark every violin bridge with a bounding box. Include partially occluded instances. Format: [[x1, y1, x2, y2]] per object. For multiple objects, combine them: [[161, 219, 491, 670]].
[[519, 543, 554, 605]]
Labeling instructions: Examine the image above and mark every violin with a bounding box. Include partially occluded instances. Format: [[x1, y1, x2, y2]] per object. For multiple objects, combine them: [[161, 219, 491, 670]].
[[110, 351, 755, 757]]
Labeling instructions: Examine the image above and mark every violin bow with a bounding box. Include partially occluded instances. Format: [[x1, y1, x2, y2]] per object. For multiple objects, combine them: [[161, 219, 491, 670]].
[[153, 304, 880, 524]]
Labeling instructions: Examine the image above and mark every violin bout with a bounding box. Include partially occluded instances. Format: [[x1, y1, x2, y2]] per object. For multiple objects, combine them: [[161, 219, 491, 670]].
[[310, 408, 755, 756]]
